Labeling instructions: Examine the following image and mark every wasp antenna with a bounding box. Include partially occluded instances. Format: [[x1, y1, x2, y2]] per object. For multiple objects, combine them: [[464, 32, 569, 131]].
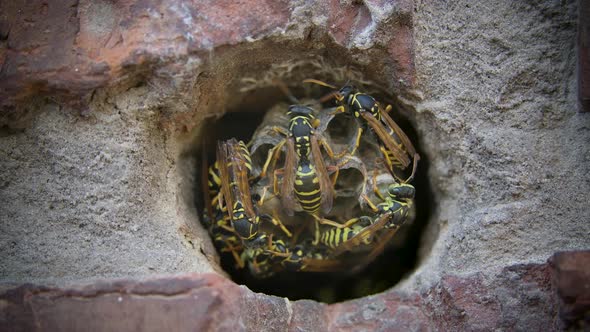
[[318, 91, 339, 103], [302, 78, 338, 89]]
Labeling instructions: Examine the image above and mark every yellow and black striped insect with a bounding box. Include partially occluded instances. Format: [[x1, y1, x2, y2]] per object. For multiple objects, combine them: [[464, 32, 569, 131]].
[[202, 140, 252, 224], [261, 105, 338, 215], [260, 105, 343, 244], [217, 138, 291, 246], [303, 79, 420, 183], [201, 145, 246, 267], [330, 182, 415, 260]]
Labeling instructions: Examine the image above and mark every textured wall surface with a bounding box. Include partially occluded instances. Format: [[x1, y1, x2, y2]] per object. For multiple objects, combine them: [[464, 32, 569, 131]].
[[0, 0, 588, 330]]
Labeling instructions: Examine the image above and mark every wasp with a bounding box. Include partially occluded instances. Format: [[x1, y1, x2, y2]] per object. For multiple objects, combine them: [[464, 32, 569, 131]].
[[202, 138, 253, 224], [303, 79, 420, 183], [329, 182, 415, 263], [216, 138, 292, 247], [259, 105, 340, 242], [300, 181, 414, 273], [201, 143, 247, 267]]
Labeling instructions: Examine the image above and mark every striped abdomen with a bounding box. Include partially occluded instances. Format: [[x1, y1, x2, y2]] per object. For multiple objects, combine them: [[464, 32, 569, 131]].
[[294, 160, 321, 214], [238, 140, 253, 174], [320, 225, 364, 248]]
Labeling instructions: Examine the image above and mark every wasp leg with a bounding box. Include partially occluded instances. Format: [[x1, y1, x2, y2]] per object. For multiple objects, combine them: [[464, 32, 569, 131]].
[[312, 214, 361, 228], [334, 126, 363, 160], [210, 192, 221, 211], [384, 104, 392, 114], [371, 169, 386, 201], [330, 105, 346, 116], [318, 137, 336, 160], [272, 168, 285, 195], [257, 186, 279, 207], [270, 125, 290, 137], [361, 194, 379, 213], [218, 223, 235, 233], [265, 212, 292, 238], [222, 243, 245, 269], [403, 153, 421, 183], [232, 250, 245, 269], [350, 126, 363, 156], [217, 191, 225, 213], [328, 166, 339, 187], [318, 138, 343, 183], [380, 145, 394, 171], [258, 186, 269, 206], [318, 91, 337, 103], [260, 139, 286, 179]]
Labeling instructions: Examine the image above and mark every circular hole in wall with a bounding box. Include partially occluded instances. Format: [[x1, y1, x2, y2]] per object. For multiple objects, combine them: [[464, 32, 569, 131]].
[[188, 56, 433, 303]]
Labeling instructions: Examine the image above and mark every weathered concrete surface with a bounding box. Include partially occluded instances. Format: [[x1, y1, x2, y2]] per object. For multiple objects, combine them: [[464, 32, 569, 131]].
[[407, 0, 589, 290], [3, 252, 586, 331], [0, 0, 589, 330], [578, 0, 590, 112]]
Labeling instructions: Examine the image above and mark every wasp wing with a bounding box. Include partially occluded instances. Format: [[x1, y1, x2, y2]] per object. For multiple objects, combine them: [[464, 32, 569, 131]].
[[280, 138, 297, 215], [361, 111, 410, 168], [345, 228, 400, 274], [229, 139, 257, 219], [378, 105, 417, 157], [301, 256, 350, 272], [311, 135, 333, 214], [364, 225, 401, 264], [217, 140, 234, 221], [330, 213, 391, 256], [379, 107, 420, 181]]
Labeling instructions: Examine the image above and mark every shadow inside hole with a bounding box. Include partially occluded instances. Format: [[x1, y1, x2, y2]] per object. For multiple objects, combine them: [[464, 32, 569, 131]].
[[326, 113, 355, 145], [194, 87, 433, 304], [334, 167, 363, 194]]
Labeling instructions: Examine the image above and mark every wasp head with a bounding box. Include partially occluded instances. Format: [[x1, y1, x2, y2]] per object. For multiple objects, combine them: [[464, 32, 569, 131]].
[[387, 183, 416, 200], [337, 85, 356, 102], [287, 105, 314, 118]]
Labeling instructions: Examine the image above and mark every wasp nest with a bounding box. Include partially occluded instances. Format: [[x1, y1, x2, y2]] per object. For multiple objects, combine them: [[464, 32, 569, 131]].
[[201, 84, 418, 279]]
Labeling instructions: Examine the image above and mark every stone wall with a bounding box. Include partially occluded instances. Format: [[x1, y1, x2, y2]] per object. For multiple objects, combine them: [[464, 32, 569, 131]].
[[1, 0, 588, 329]]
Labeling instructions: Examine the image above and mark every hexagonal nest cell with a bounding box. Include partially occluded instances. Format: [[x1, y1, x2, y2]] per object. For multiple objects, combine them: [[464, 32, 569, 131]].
[[188, 54, 432, 303]]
